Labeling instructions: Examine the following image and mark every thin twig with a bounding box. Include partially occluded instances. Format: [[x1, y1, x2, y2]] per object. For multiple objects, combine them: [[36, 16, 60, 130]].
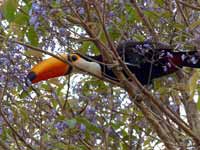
[[0, 80, 35, 150], [62, 75, 75, 117], [175, 0, 189, 26], [177, 0, 200, 11], [130, 0, 158, 41]]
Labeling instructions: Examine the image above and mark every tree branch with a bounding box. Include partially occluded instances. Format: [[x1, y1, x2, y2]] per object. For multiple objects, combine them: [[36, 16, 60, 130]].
[[130, 0, 158, 41]]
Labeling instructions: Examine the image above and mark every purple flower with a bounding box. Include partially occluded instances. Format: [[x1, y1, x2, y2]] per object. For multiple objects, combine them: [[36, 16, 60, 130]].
[[0, 75, 6, 83], [54, 121, 68, 131], [59, 28, 66, 35], [168, 103, 179, 112], [0, 117, 3, 124], [3, 108, 13, 122], [0, 11, 3, 20], [78, 7, 84, 15], [105, 127, 112, 134], [28, 9, 33, 16], [108, 11, 115, 18], [14, 54, 22, 60], [14, 44, 24, 51], [24, 62, 30, 68], [49, 109, 57, 117], [59, 28, 70, 37], [32, 3, 41, 12], [41, 10, 47, 16], [85, 106, 96, 120], [56, 0, 61, 4], [73, 0, 82, 5], [107, 0, 113, 4], [7, 82, 16, 88], [116, 17, 121, 23], [34, 22, 40, 30], [0, 57, 9, 66], [137, 120, 146, 128], [80, 124, 86, 132], [86, 106, 95, 115], [115, 114, 122, 121], [0, 127, 2, 135], [51, 92, 57, 99], [29, 15, 38, 25], [26, 79, 32, 87]]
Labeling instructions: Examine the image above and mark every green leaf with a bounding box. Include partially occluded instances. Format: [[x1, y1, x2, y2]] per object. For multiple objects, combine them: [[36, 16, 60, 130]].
[[20, 109, 29, 120], [19, 91, 29, 99], [125, 4, 139, 23], [43, 133, 50, 142], [14, 13, 29, 25], [80, 41, 90, 53], [197, 96, 200, 111], [1, 0, 18, 22], [133, 34, 145, 41], [41, 84, 50, 90], [161, 12, 172, 19], [51, 98, 58, 108], [107, 25, 121, 40], [155, 0, 164, 5], [65, 119, 77, 128], [188, 71, 199, 100], [189, 20, 200, 30], [173, 22, 185, 30], [27, 27, 39, 46], [54, 143, 70, 149], [13, 2, 30, 24], [22, 0, 29, 4], [144, 137, 152, 146], [19, 87, 32, 99], [57, 115, 66, 121], [1, 127, 8, 140], [144, 10, 158, 20], [76, 117, 102, 134], [111, 122, 124, 130]]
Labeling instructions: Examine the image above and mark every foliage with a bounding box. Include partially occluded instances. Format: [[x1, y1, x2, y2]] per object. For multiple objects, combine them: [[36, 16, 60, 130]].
[[0, 0, 200, 149]]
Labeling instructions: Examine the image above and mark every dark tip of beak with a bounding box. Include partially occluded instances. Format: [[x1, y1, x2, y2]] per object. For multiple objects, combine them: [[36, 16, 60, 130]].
[[27, 71, 36, 83]]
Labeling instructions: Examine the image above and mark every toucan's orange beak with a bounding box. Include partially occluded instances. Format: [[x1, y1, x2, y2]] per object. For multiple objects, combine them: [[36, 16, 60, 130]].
[[27, 54, 72, 83]]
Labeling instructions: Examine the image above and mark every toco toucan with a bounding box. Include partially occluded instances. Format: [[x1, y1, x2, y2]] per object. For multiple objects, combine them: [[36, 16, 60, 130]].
[[27, 41, 200, 85]]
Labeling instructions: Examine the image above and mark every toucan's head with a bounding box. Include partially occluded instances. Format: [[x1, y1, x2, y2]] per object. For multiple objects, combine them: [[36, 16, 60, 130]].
[[27, 53, 102, 83]]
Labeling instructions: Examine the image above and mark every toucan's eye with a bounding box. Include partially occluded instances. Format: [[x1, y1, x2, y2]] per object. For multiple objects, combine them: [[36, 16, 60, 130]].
[[69, 54, 78, 62]]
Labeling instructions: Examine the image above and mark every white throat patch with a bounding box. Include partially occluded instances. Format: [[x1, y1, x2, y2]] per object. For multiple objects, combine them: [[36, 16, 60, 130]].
[[73, 58, 102, 77]]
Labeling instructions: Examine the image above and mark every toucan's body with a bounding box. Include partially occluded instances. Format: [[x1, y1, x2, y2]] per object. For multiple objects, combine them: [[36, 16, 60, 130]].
[[27, 41, 200, 85]]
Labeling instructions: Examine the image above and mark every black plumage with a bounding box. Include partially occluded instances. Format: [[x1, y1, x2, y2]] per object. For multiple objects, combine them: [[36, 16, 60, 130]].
[[89, 41, 200, 85]]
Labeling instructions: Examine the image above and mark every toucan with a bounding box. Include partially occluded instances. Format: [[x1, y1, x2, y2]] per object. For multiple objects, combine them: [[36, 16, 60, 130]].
[[27, 41, 200, 85]]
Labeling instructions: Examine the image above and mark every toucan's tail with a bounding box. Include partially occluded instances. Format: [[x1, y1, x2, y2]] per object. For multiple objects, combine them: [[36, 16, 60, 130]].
[[177, 51, 200, 68]]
